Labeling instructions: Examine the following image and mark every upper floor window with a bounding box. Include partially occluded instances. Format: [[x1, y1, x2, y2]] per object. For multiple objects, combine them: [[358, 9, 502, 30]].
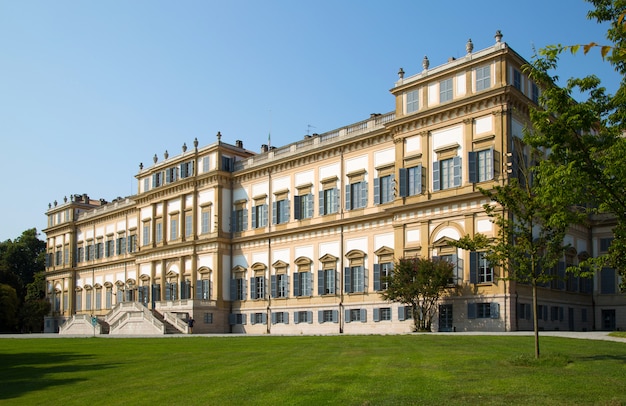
[[406, 90, 419, 114], [250, 275, 266, 300], [221, 156, 234, 172], [470, 252, 493, 284], [345, 250, 366, 293], [440, 78, 453, 103], [468, 148, 494, 183], [230, 275, 246, 301], [180, 161, 194, 178], [155, 221, 163, 243], [202, 156, 210, 173], [346, 180, 367, 210], [143, 178, 150, 192], [187, 212, 195, 237], [271, 273, 289, 298], [513, 69, 522, 90], [116, 236, 126, 255], [293, 271, 312, 296], [231, 204, 248, 233], [169, 216, 178, 241], [475, 65, 491, 91], [374, 174, 394, 205], [200, 209, 209, 235], [531, 83, 539, 104], [319, 185, 339, 215], [294, 193, 314, 220], [152, 172, 163, 188], [399, 165, 422, 197], [273, 198, 290, 225], [433, 157, 461, 191], [128, 234, 137, 253], [166, 167, 178, 183], [252, 203, 268, 229], [105, 240, 114, 257]]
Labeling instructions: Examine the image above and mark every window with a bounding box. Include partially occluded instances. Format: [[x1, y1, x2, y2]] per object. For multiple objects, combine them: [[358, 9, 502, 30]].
[[318, 309, 338, 323], [143, 178, 150, 192], [232, 207, 247, 232], [345, 308, 366, 323], [600, 237, 613, 253], [399, 166, 422, 197], [374, 262, 393, 291], [76, 291, 82, 311], [294, 311, 312, 324], [440, 78, 453, 103], [204, 313, 213, 324], [319, 187, 339, 215], [128, 235, 137, 253], [221, 156, 233, 172], [64, 246, 69, 265], [137, 285, 149, 306], [55, 251, 62, 266], [197, 279, 211, 300], [170, 217, 178, 241], [180, 161, 194, 178], [252, 204, 268, 228], [468, 302, 500, 319], [155, 221, 163, 243], [345, 266, 365, 293], [398, 306, 414, 320], [251, 312, 266, 325], [437, 254, 462, 285], [165, 282, 178, 300], [202, 156, 210, 173], [229, 313, 246, 325], [95, 288, 102, 309], [433, 157, 461, 191], [375, 175, 394, 204], [513, 69, 522, 90], [293, 272, 312, 296], [152, 284, 161, 303], [271, 274, 289, 298], [294, 193, 313, 220], [273, 199, 290, 224], [76, 247, 84, 263], [152, 172, 163, 188], [470, 252, 493, 284], [272, 312, 289, 324], [105, 240, 114, 257], [346, 181, 367, 210], [85, 290, 92, 311], [600, 268, 616, 294], [406, 89, 419, 113], [551, 306, 564, 321], [374, 307, 392, 322], [200, 210, 209, 234], [180, 280, 191, 300], [95, 242, 103, 259], [250, 276, 265, 299], [469, 148, 494, 183], [518, 303, 531, 320], [166, 167, 178, 183], [186, 213, 194, 237], [318, 269, 336, 295], [105, 287, 112, 309], [475, 65, 491, 91], [116, 236, 126, 255], [531, 83, 539, 104], [86, 244, 94, 261], [143, 223, 150, 246], [231, 278, 246, 301]]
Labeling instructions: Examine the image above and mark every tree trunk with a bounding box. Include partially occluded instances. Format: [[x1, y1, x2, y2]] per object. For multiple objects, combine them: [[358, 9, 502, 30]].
[[532, 281, 540, 359]]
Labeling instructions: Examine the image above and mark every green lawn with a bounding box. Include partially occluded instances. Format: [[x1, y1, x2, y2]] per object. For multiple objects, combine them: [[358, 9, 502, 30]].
[[0, 335, 624, 405]]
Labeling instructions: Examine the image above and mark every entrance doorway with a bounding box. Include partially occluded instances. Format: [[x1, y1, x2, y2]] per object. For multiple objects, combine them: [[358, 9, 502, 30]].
[[602, 309, 616, 331], [439, 304, 453, 332]]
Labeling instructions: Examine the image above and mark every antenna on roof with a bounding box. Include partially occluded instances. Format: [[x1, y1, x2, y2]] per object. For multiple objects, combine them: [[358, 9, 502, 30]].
[[307, 124, 316, 136]]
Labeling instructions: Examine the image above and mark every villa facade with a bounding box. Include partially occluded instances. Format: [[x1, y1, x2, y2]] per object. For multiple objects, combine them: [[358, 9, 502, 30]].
[[43, 35, 625, 335]]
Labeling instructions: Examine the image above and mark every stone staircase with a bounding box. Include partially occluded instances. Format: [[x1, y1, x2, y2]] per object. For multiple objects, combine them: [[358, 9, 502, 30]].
[[151, 310, 181, 334]]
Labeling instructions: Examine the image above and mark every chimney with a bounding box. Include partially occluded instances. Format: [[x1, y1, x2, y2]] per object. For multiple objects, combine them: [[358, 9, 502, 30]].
[[261, 144, 269, 153], [236, 140, 243, 148]]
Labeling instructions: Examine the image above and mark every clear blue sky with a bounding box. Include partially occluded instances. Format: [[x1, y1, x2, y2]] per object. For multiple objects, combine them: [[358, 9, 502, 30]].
[[0, 0, 620, 242]]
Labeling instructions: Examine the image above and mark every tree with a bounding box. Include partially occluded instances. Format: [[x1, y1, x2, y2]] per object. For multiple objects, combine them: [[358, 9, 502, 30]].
[[0, 283, 19, 332], [381, 257, 453, 332], [452, 144, 580, 358], [526, 0, 626, 286]]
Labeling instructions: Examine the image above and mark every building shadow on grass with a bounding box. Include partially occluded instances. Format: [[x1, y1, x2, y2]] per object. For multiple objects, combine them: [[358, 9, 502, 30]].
[[0, 352, 114, 401]]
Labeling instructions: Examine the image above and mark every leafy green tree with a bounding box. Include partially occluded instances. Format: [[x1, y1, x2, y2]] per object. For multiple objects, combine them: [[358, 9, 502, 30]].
[[0, 283, 19, 332], [526, 0, 626, 286], [20, 271, 50, 332], [452, 144, 580, 358], [381, 257, 453, 332]]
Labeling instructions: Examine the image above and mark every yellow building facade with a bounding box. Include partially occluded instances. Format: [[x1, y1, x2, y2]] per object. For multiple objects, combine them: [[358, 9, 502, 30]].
[[44, 36, 625, 335]]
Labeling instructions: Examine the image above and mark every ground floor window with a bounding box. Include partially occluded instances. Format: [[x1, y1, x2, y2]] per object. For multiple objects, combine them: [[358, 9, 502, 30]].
[[373, 307, 391, 322], [318, 309, 338, 323], [203, 313, 213, 324], [294, 310, 312, 324], [251, 312, 266, 325], [346, 308, 366, 323], [271, 312, 289, 324]]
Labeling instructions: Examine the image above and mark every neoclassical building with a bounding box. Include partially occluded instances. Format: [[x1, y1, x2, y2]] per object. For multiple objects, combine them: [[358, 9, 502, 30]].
[[44, 34, 625, 335]]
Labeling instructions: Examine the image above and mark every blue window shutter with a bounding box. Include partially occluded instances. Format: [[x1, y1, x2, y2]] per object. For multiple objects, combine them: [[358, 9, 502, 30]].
[[230, 279, 236, 300], [318, 310, 324, 323], [263, 204, 268, 226], [165, 284, 171, 300], [307, 311, 313, 324], [272, 202, 277, 225], [335, 188, 340, 213], [468, 303, 477, 319], [294, 195, 301, 220], [229, 314, 236, 325], [345, 309, 351, 323], [250, 277, 256, 299], [468, 151, 477, 183], [271, 312, 276, 324], [262, 313, 267, 325], [284, 312, 289, 324], [490, 303, 500, 319], [543, 306, 548, 321], [330, 270, 335, 294], [332, 310, 338, 323], [416, 165, 423, 194], [231, 211, 236, 232], [318, 270, 324, 295], [398, 306, 406, 321], [453, 156, 462, 187], [389, 174, 395, 200], [344, 267, 351, 293], [359, 266, 365, 292], [399, 168, 408, 197], [293, 273, 300, 297], [361, 181, 368, 208], [251, 314, 256, 325], [373, 264, 381, 291], [242, 314, 247, 325], [433, 161, 440, 191], [373, 308, 380, 322], [469, 252, 478, 284], [243, 280, 247, 300], [318, 190, 324, 215], [284, 199, 290, 222], [374, 177, 380, 204], [242, 209, 248, 231], [251, 206, 257, 228], [360, 309, 367, 323], [345, 183, 351, 210], [488, 148, 494, 180], [294, 312, 300, 324], [271, 275, 277, 298], [196, 283, 202, 299]]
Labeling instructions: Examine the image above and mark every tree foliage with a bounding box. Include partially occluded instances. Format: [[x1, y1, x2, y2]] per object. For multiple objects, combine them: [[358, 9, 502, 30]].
[[381, 257, 453, 332], [526, 0, 626, 287]]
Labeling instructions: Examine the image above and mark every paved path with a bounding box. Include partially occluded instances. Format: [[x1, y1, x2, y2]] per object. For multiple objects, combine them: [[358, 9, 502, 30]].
[[1, 331, 625, 342]]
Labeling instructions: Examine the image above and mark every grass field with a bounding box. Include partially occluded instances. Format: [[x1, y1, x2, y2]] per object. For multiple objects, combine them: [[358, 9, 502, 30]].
[[0, 335, 625, 405]]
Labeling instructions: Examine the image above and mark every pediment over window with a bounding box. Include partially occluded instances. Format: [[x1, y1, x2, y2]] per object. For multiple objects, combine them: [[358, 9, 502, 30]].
[[198, 267, 213, 275], [83, 284, 92, 290], [319, 254, 338, 263], [432, 236, 456, 248], [294, 257, 312, 266], [273, 260, 288, 268], [251, 262, 267, 271], [115, 280, 125, 287], [232, 265, 247, 273], [139, 274, 150, 282], [93, 283, 102, 289], [374, 246, 394, 257], [103, 281, 113, 288], [345, 249, 366, 260]]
